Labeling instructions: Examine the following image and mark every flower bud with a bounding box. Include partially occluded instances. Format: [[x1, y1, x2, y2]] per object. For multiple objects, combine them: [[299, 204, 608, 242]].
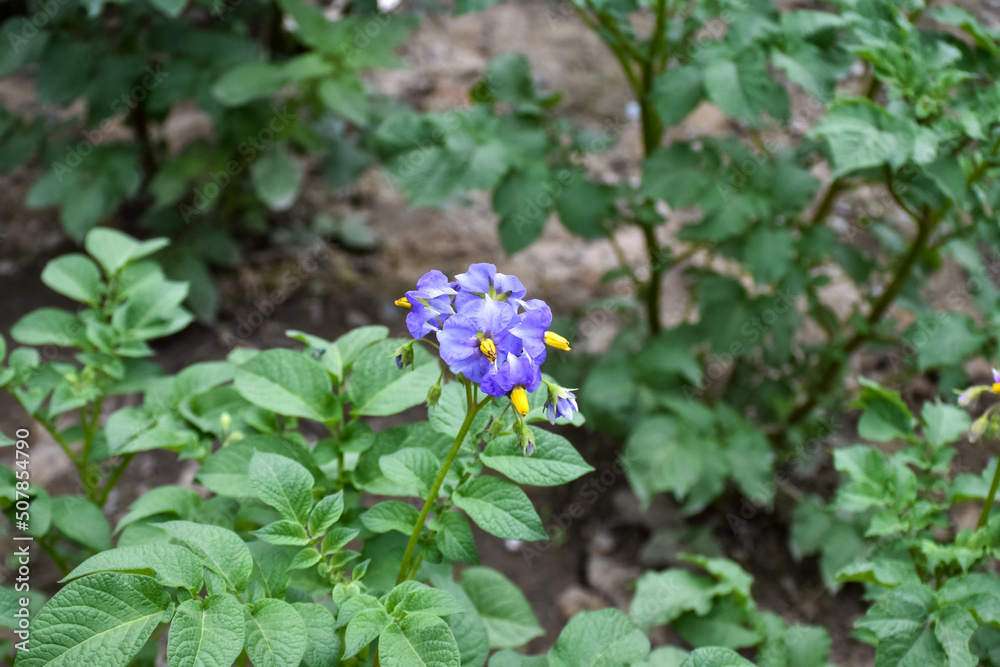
[[425, 380, 442, 407]]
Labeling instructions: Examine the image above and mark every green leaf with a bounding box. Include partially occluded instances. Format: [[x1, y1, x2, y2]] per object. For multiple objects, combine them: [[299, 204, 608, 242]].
[[482, 429, 593, 486], [15, 573, 172, 667], [286, 329, 344, 382], [905, 314, 987, 372], [344, 605, 392, 658], [244, 599, 309, 667], [680, 647, 756, 667], [249, 451, 315, 524], [211, 63, 288, 106], [156, 521, 253, 595], [336, 325, 389, 367], [385, 581, 464, 617], [379, 447, 441, 497], [197, 435, 319, 498], [84, 228, 169, 278], [854, 584, 944, 667], [251, 145, 302, 212], [251, 520, 311, 546], [308, 491, 345, 536], [460, 567, 544, 649], [51, 496, 111, 552], [41, 254, 104, 306], [362, 501, 420, 534], [10, 308, 85, 347], [550, 609, 650, 667], [430, 511, 479, 565], [166, 594, 244, 667], [149, 0, 187, 17], [428, 574, 490, 667], [453, 477, 546, 541], [493, 169, 554, 255], [922, 401, 970, 448], [630, 570, 717, 632], [62, 544, 203, 591], [348, 339, 439, 416], [318, 74, 369, 125], [554, 177, 617, 240], [624, 415, 705, 507], [853, 377, 916, 442], [833, 445, 916, 513], [295, 603, 340, 667], [234, 348, 339, 421], [702, 50, 788, 123], [652, 65, 704, 126], [672, 598, 761, 650], [379, 613, 461, 667], [809, 100, 923, 177]]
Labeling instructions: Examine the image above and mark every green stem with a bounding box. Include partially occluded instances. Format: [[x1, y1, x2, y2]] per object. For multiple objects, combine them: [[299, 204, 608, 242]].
[[32, 411, 78, 467], [37, 537, 71, 575], [396, 382, 482, 584], [978, 456, 1000, 529], [96, 454, 135, 508]]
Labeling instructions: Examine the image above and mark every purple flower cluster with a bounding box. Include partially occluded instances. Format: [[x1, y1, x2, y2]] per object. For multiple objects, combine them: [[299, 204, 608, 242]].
[[397, 263, 576, 423]]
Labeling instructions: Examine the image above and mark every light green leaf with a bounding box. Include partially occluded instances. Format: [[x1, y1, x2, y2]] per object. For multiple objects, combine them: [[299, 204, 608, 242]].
[[482, 429, 593, 486], [493, 169, 553, 255], [84, 228, 169, 278], [51, 496, 111, 552], [156, 521, 253, 595], [854, 584, 944, 667], [14, 573, 171, 667], [379, 613, 461, 667], [428, 573, 490, 667], [287, 329, 344, 382], [166, 594, 244, 667], [379, 447, 441, 497], [344, 606, 392, 658], [652, 65, 704, 126], [10, 308, 85, 347], [309, 491, 345, 536], [348, 339, 439, 416], [251, 520, 311, 546], [249, 451, 314, 524], [211, 63, 288, 106], [235, 348, 339, 421], [336, 325, 389, 368], [295, 603, 340, 667], [62, 544, 203, 591], [922, 401, 970, 448], [244, 599, 309, 667], [460, 567, 544, 650], [149, 0, 187, 17], [362, 501, 420, 535], [453, 477, 546, 541], [251, 145, 302, 212], [196, 435, 318, 498], [680, 647, 756, 667], [430, 510, 478, 565], [630, 569, 717, 632], [550, 609, 650, 667], [624, 415, 705, 508], [41, 254, 104, 305]]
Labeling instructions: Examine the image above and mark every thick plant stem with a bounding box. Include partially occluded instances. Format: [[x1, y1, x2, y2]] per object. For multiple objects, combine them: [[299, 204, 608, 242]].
[[396, 386, 481, 585], [978, 457, 1000, 529]]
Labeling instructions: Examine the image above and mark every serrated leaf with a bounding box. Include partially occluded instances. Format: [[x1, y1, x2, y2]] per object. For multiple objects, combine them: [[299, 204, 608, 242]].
[[453, 477, 546, 541], [166, 594, 244, 667]]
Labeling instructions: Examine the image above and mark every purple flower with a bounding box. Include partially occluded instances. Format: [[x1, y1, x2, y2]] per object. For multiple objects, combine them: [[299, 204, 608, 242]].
[[542, 379, 578, 423], [437, 296, 520, 383], [509, 299, 552, 364], [481, 352, 542, 417], [454, 263, 526, 309], [404, 270, 457, 338]]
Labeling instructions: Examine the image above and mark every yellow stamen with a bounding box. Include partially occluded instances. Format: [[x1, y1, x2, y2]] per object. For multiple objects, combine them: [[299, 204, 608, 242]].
[[544, 331, 571, 351], [511, 386, 529, 417], [480, 338, 497, 363], [992, 382, 1000, 394], [395, 297, 411, 308]]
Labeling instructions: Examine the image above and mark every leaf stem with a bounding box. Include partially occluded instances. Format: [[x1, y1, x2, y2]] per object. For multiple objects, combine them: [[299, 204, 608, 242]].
[[396, 381, 482, 584], [978, 457, 1000, 529], [96, 454, 135, 508]]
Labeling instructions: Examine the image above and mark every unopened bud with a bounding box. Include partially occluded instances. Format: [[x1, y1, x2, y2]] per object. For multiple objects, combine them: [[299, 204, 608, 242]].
[[426, 380, 442, 407]]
